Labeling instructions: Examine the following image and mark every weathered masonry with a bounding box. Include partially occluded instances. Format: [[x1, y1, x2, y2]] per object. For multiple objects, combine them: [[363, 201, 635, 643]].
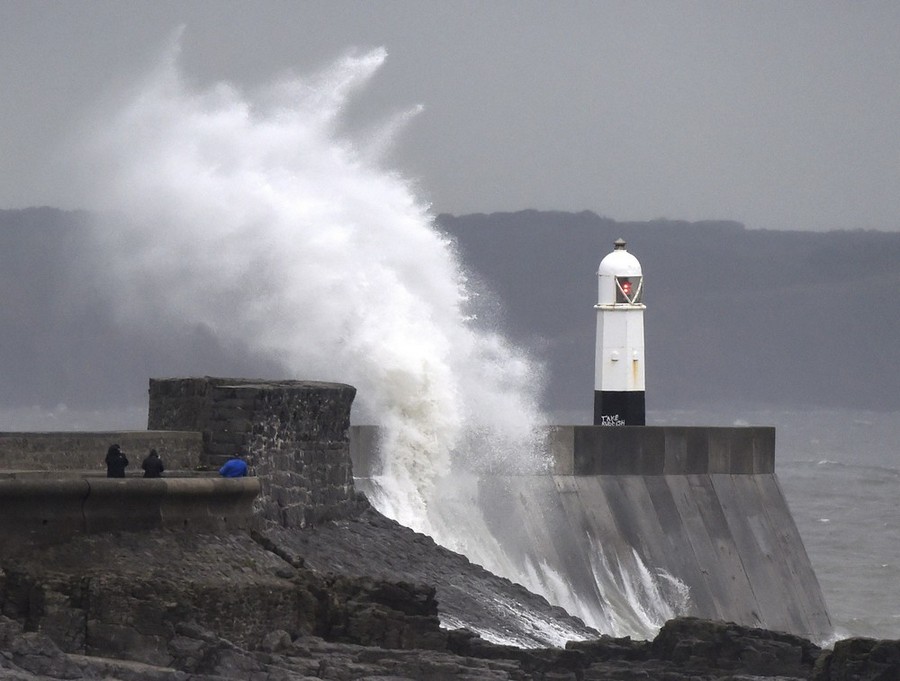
[[0, 378, 359, 544], [148, 377, 359, 529]]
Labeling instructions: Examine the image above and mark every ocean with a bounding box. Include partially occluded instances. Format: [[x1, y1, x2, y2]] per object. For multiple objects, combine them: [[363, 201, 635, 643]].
[[652, 406, 900, 642]]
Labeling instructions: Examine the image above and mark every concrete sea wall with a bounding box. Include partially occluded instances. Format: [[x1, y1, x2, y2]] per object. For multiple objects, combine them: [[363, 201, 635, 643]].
[[351, 424, 833, 642], [0, 429, 238, 548]]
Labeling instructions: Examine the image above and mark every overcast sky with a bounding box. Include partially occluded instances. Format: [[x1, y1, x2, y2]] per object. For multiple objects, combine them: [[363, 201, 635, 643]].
[[2, 0, 899, 231]]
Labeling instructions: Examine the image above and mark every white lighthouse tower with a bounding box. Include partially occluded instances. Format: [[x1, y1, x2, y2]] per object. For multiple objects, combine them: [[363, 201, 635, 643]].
[[594, 238, 645, 426]]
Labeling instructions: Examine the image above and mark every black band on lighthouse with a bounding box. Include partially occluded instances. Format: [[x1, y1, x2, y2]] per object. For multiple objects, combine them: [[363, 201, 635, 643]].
[[594, 390, 645, 426]]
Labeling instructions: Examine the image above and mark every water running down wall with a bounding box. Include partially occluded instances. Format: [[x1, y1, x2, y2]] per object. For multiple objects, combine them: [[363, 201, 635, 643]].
[[352, 425, 833, 643]]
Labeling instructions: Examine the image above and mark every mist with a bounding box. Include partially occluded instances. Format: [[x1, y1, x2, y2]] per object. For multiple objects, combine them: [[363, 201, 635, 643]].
[[57, 37, 547, 537]]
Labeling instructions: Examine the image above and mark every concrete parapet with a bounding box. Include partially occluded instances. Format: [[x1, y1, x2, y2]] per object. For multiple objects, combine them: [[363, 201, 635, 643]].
[[0, 476, 260, 547], [0, 477, 90, 541], [83, 478, 168, 533], [351, 425, 776, 477], [566, 426, 775, 475], [160, 477, 261, 531]]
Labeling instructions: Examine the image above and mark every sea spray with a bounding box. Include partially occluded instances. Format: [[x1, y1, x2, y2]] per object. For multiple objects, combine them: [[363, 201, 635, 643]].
[[73, 37, 685, 639], [76, 37, 546, 532]]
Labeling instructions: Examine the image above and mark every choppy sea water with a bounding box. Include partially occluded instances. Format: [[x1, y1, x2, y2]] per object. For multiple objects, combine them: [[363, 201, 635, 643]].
[[654, 407, 900, 641]]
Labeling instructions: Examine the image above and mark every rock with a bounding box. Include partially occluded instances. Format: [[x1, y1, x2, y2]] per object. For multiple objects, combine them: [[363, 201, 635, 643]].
[[566, 634, 646, 661], [0, 618, 84, 679], [268, 505, 599, 648], [260, 629, 292, 653], [3, 514, 900, 681], [650, 617, 820, 678], [311, 573, 447, 650], [812, 636, 900, 681]]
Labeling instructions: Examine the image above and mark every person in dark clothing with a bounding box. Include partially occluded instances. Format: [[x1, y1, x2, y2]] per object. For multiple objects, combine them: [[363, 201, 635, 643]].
[[141, 449, 165, 478], [105, 444, 129, 478]]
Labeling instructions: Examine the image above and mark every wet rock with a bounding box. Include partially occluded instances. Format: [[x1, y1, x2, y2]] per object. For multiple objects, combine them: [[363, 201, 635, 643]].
[[268, 505, 599, 648], [812, 636, 900, 681], [650, 617, 820, 678], [2, 514, 899, 681], [260, 629, 292, 653], [0, 619, 82, 679]]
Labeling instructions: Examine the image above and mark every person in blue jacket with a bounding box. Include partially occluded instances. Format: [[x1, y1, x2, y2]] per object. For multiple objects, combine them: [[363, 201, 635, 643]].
[[219, 456, 248, 478]]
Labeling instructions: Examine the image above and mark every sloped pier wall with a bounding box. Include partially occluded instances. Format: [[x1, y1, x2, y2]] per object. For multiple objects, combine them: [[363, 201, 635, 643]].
[[350, 424, 833, 642]]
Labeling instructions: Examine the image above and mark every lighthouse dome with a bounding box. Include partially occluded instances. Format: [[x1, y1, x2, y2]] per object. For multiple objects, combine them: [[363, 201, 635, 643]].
[[596, 239, 644, 306], [598, 239, 642, 276]]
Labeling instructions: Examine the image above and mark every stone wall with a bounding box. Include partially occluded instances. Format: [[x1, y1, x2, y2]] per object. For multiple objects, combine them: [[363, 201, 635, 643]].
[[148, 377, 358, 529], [0, 431, 203, 473]]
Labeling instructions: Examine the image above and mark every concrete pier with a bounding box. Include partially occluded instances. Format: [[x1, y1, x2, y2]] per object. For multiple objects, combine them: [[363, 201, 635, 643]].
[[350, 424, 833, 642]]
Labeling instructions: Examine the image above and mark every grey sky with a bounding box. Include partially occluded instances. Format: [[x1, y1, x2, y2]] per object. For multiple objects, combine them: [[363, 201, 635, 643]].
[[2, 0, 899, 231]]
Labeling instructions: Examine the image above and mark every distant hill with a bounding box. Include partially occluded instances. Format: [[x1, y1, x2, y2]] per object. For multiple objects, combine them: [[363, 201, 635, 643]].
[[2, 207, 899, 417], [436, 210, 900, 415]]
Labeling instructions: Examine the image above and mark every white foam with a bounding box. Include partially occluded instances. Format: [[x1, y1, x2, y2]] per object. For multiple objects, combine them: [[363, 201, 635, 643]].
[[72, 37, 686, 643]]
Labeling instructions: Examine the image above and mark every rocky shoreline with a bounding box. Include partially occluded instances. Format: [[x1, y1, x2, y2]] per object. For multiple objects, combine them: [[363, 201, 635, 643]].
[[2, 499, 898, 681]]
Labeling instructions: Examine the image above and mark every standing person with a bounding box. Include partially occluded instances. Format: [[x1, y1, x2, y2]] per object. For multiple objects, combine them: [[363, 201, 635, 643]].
[[141, 448, 165, 478], [219, 456, 248, 478], [105, 444, 129, 478]]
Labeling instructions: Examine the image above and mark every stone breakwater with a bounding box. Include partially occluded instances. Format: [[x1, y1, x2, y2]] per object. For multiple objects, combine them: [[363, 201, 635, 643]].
[[1, 377, 898, 680]]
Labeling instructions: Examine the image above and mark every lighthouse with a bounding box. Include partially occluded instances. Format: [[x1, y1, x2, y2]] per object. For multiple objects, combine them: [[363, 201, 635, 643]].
[[594, 238, 645, 426]]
